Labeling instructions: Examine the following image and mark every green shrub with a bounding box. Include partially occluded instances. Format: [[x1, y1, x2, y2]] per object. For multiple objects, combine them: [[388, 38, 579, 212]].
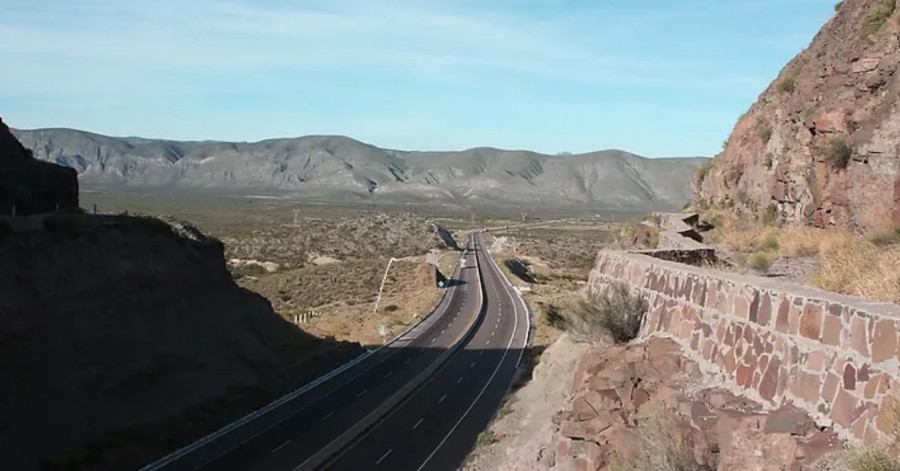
[[779, 77, 796, 93], [749, 252, 774, 273], [476, 431, 498, 447], [230, 264, 268, 280], [861, 0, 896, 37], [759, 233, 779, 251], [835, 0, 845, 11], [566, 282, 647, 344], [821, 136, 853, 169]]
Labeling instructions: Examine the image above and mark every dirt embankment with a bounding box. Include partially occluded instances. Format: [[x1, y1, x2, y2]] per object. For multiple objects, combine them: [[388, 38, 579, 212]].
[[0, 215, 362, 470]]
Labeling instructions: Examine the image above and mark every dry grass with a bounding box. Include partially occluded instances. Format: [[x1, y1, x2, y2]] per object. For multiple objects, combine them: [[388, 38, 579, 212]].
[[608, 404, 698, 471], [810, 242, 900, 304], [705, 209, 854, 259], [565, 282, 646, 344], [844, 395, 900, 470]]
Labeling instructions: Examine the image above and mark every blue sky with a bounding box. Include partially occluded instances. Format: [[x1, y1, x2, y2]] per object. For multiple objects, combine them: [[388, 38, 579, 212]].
[[0, 0, 833, 156]]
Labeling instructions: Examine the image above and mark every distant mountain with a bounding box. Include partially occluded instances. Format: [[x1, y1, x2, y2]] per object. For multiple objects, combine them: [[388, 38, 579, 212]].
[[12, 127, 708, 212]]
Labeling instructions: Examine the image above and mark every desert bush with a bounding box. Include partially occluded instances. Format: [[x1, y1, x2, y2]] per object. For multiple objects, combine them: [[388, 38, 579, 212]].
[[755, 117, 773, 143], [566, 282, 646, 344], [821, 136, 854, 169], [868, 225, 900, 247], [614, 223, 659, 250], [761, 203, 779, 225], [844, 395, 900, 470], [476, 431, 497, 447], [861, 0, 896, 36], [759, 233, 779, 251], [695, 160, 714, 185], [748, 252, 775, 273], [779, 76, 797, 93], [810, 242, 900, 304], [835, 0, 844, 10], [764, 153, 775, 170], [608, 405, 698, 471]]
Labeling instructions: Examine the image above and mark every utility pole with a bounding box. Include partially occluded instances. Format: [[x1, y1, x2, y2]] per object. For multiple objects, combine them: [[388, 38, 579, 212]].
[[521, 212, 527, 222], [373, 257, 399, 314], [292, 209, 300, 226]]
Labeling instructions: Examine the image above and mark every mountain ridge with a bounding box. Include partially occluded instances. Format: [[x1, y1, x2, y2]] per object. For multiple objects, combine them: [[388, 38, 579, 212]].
[[11, 126, 707, 212]]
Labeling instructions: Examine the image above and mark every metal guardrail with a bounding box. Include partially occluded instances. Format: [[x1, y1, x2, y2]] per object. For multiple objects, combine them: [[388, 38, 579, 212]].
[[140, 252, 464, 471]]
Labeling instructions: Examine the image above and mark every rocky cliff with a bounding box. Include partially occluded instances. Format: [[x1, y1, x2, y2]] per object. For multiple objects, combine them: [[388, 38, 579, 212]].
[[0, 117, 78, 214], [0, 128, 362, 469], [694, 0, 900, 230]]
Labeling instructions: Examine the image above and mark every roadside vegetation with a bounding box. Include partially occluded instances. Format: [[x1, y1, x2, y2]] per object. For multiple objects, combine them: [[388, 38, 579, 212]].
[[608, 404, 697, 471], [564, 282, 646, 344], [699, 207, 900, 304], [843, 395, 900, 470]]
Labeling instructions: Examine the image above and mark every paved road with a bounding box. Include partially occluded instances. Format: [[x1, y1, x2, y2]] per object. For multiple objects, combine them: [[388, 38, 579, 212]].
[[145, 231, 529, 471], [146, 233, 483, 471], [320, 232, 530, 470]]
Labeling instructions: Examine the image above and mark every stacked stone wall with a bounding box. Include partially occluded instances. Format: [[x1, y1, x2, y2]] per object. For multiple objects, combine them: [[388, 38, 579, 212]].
[[588, 250, 900, 444]]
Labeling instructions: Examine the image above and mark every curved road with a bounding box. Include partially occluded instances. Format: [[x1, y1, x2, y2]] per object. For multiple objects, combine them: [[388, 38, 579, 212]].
[[143, 232, 529, 471]]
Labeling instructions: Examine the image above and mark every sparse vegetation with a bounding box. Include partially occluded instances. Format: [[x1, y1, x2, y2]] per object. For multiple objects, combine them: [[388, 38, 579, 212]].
[[726, 166, 743, 187], [755, 117, 773, 143], [820, 135, 854, 169], [230, 263, 268, 280], [844, 395, 900, 470], [759, 233, 779, 251], [762, 203, 779, 226], [614, 223, 660, 250], [779, 76, 797, 94], [835, 0, 845, 11], [810, 242, 900, 304], [748, 252, 775, 273], [476, 431, 498, 447], [565, 282, 646, 344], [861, 0, 896, 37], [868, 224, 900, 247], [608, 405, 698, 471], [764, 153, 775, 170], [695, 160, 714, 186]]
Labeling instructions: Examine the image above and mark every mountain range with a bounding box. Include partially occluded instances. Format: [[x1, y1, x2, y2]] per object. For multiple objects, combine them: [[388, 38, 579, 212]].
[[12, 127, 707, 212]]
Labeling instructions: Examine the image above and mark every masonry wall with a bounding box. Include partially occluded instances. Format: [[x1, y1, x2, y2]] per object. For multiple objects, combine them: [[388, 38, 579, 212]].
[[587, 251, 900, 444]]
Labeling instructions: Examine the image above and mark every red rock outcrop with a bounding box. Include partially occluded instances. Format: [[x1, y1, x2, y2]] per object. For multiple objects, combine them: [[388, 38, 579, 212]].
[[694, 0, 900, 231]]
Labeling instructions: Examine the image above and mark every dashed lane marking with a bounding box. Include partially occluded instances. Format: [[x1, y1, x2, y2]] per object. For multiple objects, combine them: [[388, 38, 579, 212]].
[[413, 418, 424, 429], [320, 411, 334, 422], [376, 449, 393, 464], [356, 389, 368, 398], [270, 439, 292, 454], [438, 394, 447, 404]]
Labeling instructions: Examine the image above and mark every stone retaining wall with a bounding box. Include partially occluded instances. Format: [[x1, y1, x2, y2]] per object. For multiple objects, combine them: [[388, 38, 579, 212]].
[[587, 250, 900, 444]]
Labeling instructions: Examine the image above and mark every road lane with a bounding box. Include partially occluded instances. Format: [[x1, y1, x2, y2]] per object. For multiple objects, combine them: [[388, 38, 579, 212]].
[[151, 234, 484, 471]]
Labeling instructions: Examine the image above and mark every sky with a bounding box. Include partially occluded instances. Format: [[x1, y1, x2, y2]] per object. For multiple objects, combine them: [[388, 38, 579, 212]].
[[0, 0, 834, 157]]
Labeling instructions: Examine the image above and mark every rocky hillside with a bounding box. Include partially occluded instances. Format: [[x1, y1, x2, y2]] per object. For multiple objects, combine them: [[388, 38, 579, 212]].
[[0, 117, 78, 215], [0, 124, 362, 470], [694, 0, 900, 231], [12, 127, 706, 212]]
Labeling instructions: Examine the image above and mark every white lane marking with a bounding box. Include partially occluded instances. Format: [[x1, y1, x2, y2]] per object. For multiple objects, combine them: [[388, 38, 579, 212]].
[[413, 418, 424, 429], [376, 449, 393, 464], [383, 372, 392, 379], [457, 376, 464, 384], [438, 394, 447, 403], [479, 351, 484, 356], [470, 362, 476, 368], [441, 329, 445, 334], [486, 339, 491, 345], [417, 238, 527, 471], [319, 411, 334, 422], [356, 389, 368, 398], [404, 358, 411, 365], [270, 439, 292, 454], [491, 331, 495, 337], [431, 338, 436, 343]]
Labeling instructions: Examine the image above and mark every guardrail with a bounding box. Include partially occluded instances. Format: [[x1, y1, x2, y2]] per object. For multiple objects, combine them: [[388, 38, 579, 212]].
[[140, 250, 464, 471], [296, 236, 488, 470]]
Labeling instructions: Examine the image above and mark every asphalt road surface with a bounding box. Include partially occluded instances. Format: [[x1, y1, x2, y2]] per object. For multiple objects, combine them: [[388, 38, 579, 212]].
[[145, 232, 528, 471]]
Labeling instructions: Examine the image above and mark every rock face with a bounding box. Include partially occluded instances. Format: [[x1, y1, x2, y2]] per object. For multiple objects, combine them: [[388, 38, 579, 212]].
[[0, 117, 78, 215], [0, 215, 361, 469], [694, 0, 900, 231]]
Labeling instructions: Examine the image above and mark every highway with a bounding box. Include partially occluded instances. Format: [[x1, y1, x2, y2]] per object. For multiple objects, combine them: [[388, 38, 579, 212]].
[[142, 231, 529, 471]]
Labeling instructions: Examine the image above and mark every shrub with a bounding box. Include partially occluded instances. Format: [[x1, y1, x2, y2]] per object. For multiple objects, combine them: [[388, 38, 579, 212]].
[[835, 0, 844, 11], [476, 431, 497, 447], [761, 203, 779, 226], [861, 0, 896, 37], [695, 160, 714, 185], [748, 252, 774, 273], [821, 136, 853, 169], [608, 405, 696, 471], [566, 282, 646, 344], [779, 77, 797, 93], [844, 395, 900, 470], [868, 225, 900, 247], [764, 153, 775, 170], [759, 233, 779, 251], [755, 118, 773, 143], [726, 166, 743, 187], [230, 264, 268, 280], [811, 242, 900, 303]]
